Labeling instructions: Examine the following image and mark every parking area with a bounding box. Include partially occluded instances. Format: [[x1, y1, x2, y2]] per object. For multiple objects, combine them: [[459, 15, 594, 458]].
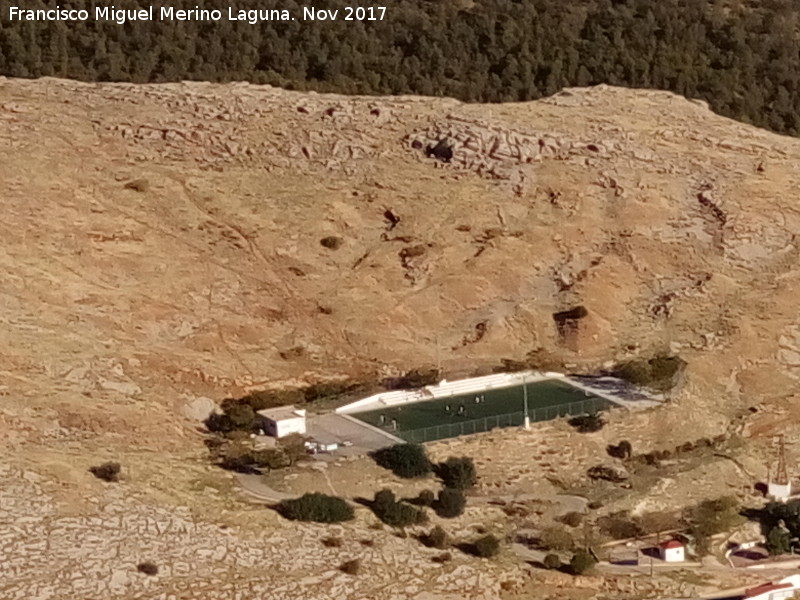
[[306, 413, 401, 458]]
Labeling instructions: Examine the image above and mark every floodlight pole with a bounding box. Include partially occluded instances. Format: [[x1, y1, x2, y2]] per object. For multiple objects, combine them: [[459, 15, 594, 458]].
[[523, 373, 530, 430]]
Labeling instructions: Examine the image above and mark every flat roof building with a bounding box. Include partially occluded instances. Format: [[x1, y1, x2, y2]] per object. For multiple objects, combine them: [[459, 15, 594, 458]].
[[257, 405, 307, 439]]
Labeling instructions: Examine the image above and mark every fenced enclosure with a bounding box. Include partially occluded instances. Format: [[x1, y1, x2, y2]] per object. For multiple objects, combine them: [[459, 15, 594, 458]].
[[394, 396, 610, 443]]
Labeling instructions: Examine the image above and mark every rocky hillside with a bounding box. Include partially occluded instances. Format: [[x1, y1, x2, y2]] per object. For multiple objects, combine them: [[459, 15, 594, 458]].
[[2, 77, 800, 599]]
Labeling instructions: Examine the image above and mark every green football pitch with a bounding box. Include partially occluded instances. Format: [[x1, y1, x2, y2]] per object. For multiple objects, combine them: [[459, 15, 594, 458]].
[[352, 378, 610, 443]]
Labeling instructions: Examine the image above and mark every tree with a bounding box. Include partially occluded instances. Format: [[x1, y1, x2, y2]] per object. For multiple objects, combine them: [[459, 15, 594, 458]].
[[90, 462, 121, 482], [570, 549, 597, 575], [277, 493, 354, 523], [543, 553, 562, 569], [423, 525, 450, 549], [435, 456, 478, 490], [371, 489, 427, 527], [416, 489, 435, 507], [371, 444, 432, 478], [434, 488, 467, 518], [539, 526, 575, 551], [684, 496, 743, 555], [568, 414, 605, 433], [766, 525, 791, 556], [470, 534, 501, 558], [607, 440, 633, 459], [339, 559, 361, 575], [227, 403, 256, 430]]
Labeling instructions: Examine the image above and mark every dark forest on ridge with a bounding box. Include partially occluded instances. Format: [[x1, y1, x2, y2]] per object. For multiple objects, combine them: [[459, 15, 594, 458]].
[[2, 0, 799, 135]]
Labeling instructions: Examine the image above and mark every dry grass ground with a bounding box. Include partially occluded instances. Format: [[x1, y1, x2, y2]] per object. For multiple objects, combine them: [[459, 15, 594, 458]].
[[3, 77, 800, 598]]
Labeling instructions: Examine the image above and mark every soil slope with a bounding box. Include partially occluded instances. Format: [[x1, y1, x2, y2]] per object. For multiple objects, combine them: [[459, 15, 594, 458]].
[[1, 77, 800, 599]]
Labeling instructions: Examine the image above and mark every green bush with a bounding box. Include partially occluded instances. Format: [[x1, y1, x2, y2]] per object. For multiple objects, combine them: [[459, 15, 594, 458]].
[[320, 236, 344, 250], [570, 549, 597, 575], [90, 462, 121, 482], [436, 456, 477, 490], [205, 412, 234, 434], [322, 536, 343, 548], [416, 489, 435, 507], [607, 440, 633, 459], [766, 526, 791, 556], [435, 488, 467, 518], [597, 514, 644, 540], [568, 414, 605, 433], [339, 559, 361, 575], [685, 496, 742, 538], [587, 465, 627, 483], [277, 493, 354, 523], [373, 488, 397, 512], [372, 488, 427, 527], [538, 526, 575, 551], [218, 446, 292, 473], [423, 525, 450, 549], [136, 561, 158, 576], [383, 501, 428, 528], [557, 512, 584, 528], [470, 534, 501, 558], [372, 444, 432, 478], [543, 553, 562, 570]]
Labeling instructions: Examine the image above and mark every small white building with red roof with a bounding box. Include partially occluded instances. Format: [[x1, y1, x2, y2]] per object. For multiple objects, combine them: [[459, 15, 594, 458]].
[[658, 539, 685, 563], [744, 575, 800, 600]]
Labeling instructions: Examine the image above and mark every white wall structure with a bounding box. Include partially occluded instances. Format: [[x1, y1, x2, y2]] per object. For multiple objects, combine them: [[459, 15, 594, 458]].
[[744, 575, 800, 600], [257, 406, 307, 438], [336, 371, 560, 414], [658, 540, 685, 562], [334, 371, 660, 416], [768, 481, 792, 502]]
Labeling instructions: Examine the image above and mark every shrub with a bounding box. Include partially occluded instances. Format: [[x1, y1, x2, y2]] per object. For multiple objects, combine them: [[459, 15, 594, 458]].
[[543, 553, 562, 570], [685, 496, 743, 550], [416, 489, 436, 507], [597, 514, 644, 540], [373, 488, 397, 512], [568, 413, 605, 433], [339, 559, 361, 575], [766, 526, 791, 556], [219, 452, 260, 474], [278, 433, 308, 466], [371, 444, 432, 478], [136, 561, 158, 576], [435, 488, 467, 518], [124, 178, 150, 192], [382, 501, 428, 528], [558, 512, 584, 528], [90, 462, 121, 482], [277, 493, 355, 523], [587, 465, 628, 483], [205, 412, 234, 434], [471, 534, 501, 558], [322, 536, 343, 548], [226, 403, 256, 430], [423, 525, 450, 549], [436, 457, 477, 490], [538, 526, 575, 552], [607, 440, 633, 459], [320, 236, 344, 250], [372, 489, 427, 527], [570, 549, 597, 575]]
